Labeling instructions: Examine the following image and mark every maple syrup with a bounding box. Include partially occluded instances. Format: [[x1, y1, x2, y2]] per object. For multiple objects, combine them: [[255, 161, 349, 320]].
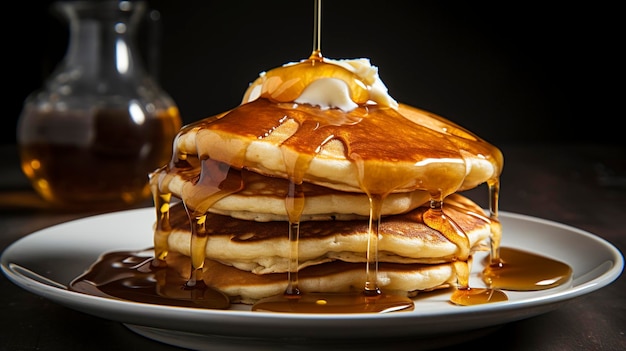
[[483, 247, 573, 290], [19, 108, 180, 209], [69, 0, 573, 313], [16, 0, 182, 210], [71, 249, 230, 309]]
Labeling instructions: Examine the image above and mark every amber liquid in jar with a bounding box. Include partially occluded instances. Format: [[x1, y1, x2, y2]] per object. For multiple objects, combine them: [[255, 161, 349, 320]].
[[18, 107, 181, 209]]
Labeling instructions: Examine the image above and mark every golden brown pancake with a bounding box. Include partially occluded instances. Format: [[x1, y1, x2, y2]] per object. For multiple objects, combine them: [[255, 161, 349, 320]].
[[164, 194, 490, 275], [190, 256, 458, 305], [172, 100, 503, 195], [148, 56, 504, 307], [159, 167, 432, 221]]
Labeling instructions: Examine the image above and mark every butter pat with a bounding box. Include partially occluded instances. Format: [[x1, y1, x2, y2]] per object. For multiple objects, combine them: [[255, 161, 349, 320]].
[[243, 57, 398, 112]]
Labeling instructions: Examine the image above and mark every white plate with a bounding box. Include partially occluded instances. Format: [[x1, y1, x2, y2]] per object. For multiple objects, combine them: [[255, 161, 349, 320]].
[[1, 208, 623, 350]]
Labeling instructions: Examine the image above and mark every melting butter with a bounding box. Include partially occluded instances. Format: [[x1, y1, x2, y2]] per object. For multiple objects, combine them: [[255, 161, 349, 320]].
[[242, 57, 398, 112]]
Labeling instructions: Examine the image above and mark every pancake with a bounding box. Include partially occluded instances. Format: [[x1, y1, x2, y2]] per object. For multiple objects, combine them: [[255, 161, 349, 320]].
[[174, 100, 502, 195], [163, 193, 490, 275], [158, 167, 432, 221], [168, 254, 459, 305], [148, 56, 504, 309]]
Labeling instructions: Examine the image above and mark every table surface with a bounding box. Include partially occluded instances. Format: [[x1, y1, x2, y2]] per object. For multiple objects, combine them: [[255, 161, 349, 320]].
[[1, 143, 624, 351]]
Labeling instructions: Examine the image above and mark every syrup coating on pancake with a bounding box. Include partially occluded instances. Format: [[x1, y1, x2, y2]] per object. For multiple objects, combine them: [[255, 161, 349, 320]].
[[148, 52, 509, 310], [176, 98, 502, 196], [171, 55, 503, 195], [66, 1, 573, 311]]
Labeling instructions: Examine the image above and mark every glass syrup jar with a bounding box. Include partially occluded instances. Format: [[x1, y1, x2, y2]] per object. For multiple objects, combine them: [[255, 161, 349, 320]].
[[17, 0, 181, 210]]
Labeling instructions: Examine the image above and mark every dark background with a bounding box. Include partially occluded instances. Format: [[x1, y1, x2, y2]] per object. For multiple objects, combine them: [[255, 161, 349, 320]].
[[6, 1, 623, 147]]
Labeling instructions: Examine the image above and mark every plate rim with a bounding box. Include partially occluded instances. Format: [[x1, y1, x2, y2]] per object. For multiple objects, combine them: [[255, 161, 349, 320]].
[[1, 208, 624, 339]]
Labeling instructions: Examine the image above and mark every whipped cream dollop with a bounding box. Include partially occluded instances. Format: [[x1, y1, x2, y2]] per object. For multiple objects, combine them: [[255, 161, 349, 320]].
[[242, 57, 398, 112]]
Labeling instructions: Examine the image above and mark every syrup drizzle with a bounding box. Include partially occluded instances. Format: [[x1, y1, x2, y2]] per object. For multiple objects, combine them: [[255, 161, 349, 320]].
[[312, 0, 322, 59], [68, 0, 573, 313], [252, 0, 413, 313]]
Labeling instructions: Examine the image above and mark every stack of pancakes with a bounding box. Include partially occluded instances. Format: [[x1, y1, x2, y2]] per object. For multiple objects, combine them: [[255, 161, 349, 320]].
[[150, 57, 503, 304]]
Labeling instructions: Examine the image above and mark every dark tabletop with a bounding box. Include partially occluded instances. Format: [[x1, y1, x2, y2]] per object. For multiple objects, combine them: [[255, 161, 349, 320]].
[[1, 143, 624, 351]]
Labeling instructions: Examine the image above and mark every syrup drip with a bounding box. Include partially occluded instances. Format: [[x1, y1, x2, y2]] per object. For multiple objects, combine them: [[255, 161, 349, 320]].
[[284, 178, 305, 298], [352, 153, 414, 308], [448, 258, 508, 306], [251, 0, 412, 313], [363, 193, 384, 296], [147, 157, 243, 305], [442, 189, 507, 305], [184, 159, 244, 286], [487, 179, 503, 263], [420, 193, 505, 305], [152, 186, 172, 262]]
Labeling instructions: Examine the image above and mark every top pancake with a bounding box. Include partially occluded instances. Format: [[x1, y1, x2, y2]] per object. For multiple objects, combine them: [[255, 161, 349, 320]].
[[154, 164, 432, 221], [174, 99, 503, 195]]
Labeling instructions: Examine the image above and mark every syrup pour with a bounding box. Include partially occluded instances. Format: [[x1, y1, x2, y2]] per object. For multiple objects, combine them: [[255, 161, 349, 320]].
[[252, 0, 413, 313]]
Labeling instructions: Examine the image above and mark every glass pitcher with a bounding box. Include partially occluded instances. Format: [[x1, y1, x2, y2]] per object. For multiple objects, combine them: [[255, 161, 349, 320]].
[[17, 0, 182, 210]]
